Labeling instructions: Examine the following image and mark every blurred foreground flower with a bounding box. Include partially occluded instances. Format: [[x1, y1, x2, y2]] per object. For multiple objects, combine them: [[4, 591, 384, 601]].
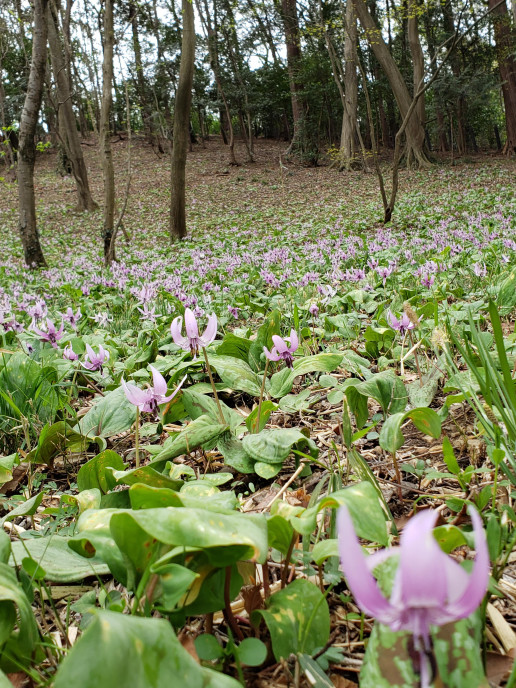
[[170, 307, 217, 357], [32, 319, 64, 348], [264, 330, 299, 368], [82, 343, 110, 372], [337, 506, 489, 687], [122, 365, 184, 413]]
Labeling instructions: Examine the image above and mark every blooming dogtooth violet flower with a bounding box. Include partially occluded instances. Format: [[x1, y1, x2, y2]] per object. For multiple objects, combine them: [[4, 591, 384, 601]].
[[263, 330, 299, 368], [170, 307, 217, 357]]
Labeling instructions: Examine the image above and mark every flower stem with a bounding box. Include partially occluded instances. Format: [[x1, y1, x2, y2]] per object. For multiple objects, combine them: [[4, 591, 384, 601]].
[[135, 406, 140, 468], [254, 358, 269, 433], [202, 347, 225, 424], [409, 331, 423, 387]]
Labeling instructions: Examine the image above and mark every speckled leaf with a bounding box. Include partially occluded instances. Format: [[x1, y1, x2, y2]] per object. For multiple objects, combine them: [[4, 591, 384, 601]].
[[251, 579, 330, 661], [360, 616, 488, 688], [74, 387, 137, 438], [53, 611, 241, 688]]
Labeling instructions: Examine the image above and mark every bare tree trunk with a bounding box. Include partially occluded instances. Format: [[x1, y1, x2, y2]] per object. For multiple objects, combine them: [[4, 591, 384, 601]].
[[281, 0, 305, 151], [47, 0, 97, 211], [489, 0, 516, 153], [0, 62, 16, 176], [17, 0, 48, 268], [442, 0, 466, 154], [340, 0, 359, 169], [407, 0, 425, 142], [170, 0, 195, 240], [100, 0, 116, 264], [195, 0, 238, 165], [353, 0, 431, 167]]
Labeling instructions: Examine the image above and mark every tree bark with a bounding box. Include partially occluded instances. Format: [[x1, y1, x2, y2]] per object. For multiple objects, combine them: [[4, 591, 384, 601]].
[[170, 0, 195, 240], [280, 0, 304, 146], [47, 0, 97, 211], [100, 0, 116, 264], [488, 0, 516, 153], [353, 0, 431, 166], [407, 0, 425, 134], [341, 0, 359, 169], [17, 0, 48, 268]]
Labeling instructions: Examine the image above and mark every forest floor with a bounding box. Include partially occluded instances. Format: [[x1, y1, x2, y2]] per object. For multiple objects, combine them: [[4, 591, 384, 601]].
[[1, 137, 516, 688]]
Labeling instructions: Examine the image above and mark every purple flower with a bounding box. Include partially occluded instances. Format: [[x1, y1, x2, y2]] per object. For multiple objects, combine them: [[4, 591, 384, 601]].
[[337, 506, 489, 687], [32, 319, 65, 348], [264, 330, 299, 368], [228, 305, 239, 319], [170, 307, 217, 357], [122, 365, 185, 413], [63, 307, 81, 330], [82, 343, 110, 372], [387, 310, 416, 335], [421, 274, 435, 288], [309, 303, 319, 317], [63, 344, 79, 361]]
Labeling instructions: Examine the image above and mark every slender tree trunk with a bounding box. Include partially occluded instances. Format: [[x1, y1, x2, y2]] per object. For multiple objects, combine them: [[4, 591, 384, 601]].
[[170, 0, 195, 240], [280, 0, 305, 148], [442, 0, 466, 154], [130, 4, 156, 148], [47, 0, 97, 211], [488, 0, 516, 153], [0, 63, 16, 175], [407, 0, 425, 138], [17, 0, 48, 268], [341, 0, 359, 169], [100, 0, 116, 264], [353, 0, 431, 166]]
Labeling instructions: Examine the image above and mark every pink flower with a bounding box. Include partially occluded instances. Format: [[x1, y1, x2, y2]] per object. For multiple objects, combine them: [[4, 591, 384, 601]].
[[31, 318, 64, 348], [337, 506, 489, 687], [63, 344, 78, 361], [122, 365, 184, 413], [170, 308, 217, 357], [387, 310, 417, 335], [263, 330, 299, 368], [82, 343, 110, 372]]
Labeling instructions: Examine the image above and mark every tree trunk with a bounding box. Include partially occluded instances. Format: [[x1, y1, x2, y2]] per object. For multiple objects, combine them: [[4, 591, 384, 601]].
[[280, 0, 304, 147], [47, 0, 97, 211], [131, 4, 155, 147], [17, 0, 48, 268], [442, 0, 466, 154], [407, 0, 425, 135], [170, 0, 195, 240], [341, 0, 359, 169], [353, 0, 431, 166], [100, 0, 116, 264], [488, 0, 516, 154]]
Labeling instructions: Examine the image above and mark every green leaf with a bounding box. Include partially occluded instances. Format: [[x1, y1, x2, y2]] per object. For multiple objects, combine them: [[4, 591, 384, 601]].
[[151, 415, 227, 466], [0, 492, 44, 526], [53, 611, 241, 688], [182, 389, 244, 434], [111, 465, 184, 491], [77, 450, 125, 494], [297, 653, 334, 687], [215, 333, 252, 362], [293, 353, 343, 376], [237, 637, 267, 666], [356, 371, 407, 415], [243, 428, 318, 465], [0, 454, 17, 487], [128, 484, 237, 512], [245, 400, 278, 433], [208, 355, 262, 396], [442, 437, 460, 475], [379, 408, 442, 453], [75, 387, 137, 438], [26, 421, 87, 464], [217, 437, 256, 473], [252, 579, 330, 661], [194, 633, 224, 661], [254, 461, 283, 478], [10, 536, 110, 582], [311, 538, 339, 565], [287, 482, 388, 545], [0, 562, 39, 668]]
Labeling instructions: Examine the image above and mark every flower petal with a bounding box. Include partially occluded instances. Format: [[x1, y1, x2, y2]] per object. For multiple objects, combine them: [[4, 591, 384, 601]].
[[184, 308, 199, 340], [122, 379, 152, 407], [263, 346, 280, 361], [443, 506, 489, 619], [287, 329, 299, 353], [337, 506, 395, 622], [199, 313, 218, 347], [398, 510, 448, 608], [271, 335, 288, 354], [170, 317, 190, 349], [149, 365, 168, 397]]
